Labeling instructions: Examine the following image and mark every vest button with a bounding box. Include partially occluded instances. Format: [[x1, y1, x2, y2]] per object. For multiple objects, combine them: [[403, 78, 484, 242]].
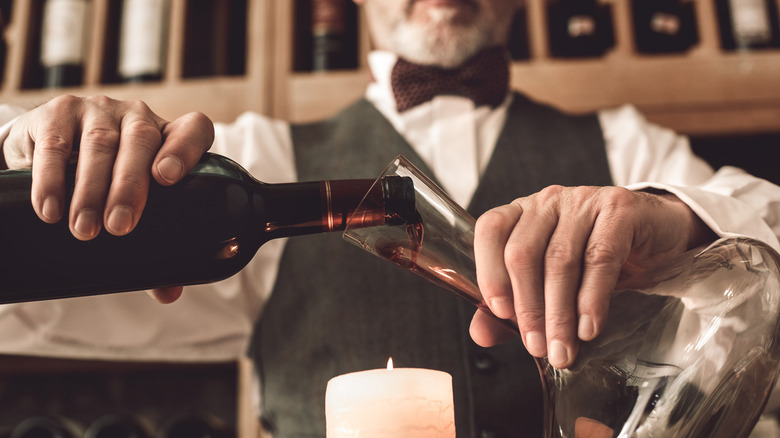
[[473, 354, 497, 373]]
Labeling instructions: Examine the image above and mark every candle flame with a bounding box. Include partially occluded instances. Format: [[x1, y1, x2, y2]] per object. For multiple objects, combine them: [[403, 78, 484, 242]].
[[387, 357, 394, 370]]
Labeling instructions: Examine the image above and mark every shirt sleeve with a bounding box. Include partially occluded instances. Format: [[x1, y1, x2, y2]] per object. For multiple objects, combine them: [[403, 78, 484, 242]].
[[0, 109, 296, 362], [0, 105, 28, 167], [600, 104, 780, 252]]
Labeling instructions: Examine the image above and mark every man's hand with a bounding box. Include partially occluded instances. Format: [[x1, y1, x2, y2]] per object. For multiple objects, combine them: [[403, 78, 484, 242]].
[[470, 185, 715, 369], [3, 95, 214, 240], [2, 95, 215, 303]]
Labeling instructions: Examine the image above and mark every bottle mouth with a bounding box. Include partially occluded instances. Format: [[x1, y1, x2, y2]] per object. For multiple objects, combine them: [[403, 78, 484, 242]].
[[380, 175, 417, 226]]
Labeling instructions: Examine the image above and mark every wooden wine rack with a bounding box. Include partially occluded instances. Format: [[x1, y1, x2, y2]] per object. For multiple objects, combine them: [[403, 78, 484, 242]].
[[0, 1, 779, 438], [273, 0, 780, 136], [0, 0, 273, 123], [1, 0, 779, 134]]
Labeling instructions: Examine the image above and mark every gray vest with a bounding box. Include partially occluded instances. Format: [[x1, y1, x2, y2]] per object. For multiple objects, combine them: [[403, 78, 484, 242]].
[[250, 94, 612, 438]]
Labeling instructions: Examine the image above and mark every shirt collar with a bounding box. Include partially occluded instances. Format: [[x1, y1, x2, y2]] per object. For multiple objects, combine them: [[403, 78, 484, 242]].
[[365, 50, 400, 111]]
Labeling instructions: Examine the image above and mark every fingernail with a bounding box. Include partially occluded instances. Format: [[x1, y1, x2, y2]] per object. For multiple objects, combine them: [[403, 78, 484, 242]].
[[106, 205, 134, 235], [525, 331, 547, 356], [41, 196, 62, 222], [578, 314, 595, 340], [157, 156, 184, 184], [549, 340, 570, 368], [74, 209, 99, 239], [488, 297, 514, 318]]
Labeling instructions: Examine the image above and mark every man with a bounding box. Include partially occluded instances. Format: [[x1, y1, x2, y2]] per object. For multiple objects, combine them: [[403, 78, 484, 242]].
[[1, 0, 780, 436]]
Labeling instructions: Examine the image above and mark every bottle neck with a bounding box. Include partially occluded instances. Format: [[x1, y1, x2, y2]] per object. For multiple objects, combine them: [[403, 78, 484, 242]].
[[261, 176, 415, 239]]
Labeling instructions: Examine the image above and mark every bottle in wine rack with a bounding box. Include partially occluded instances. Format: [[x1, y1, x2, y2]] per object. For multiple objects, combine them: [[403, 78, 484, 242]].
[[182, 0, 247, 78], [715, 0, 780, 50], [508, 7, 531, 61], [40, 0, 89, 88], [10, 416, 79, 438], [0, 153, 416, 304], [311, 0, 344, 71], [547, 0, 615, 58], [118, 0, 169, 83], [632, 0, 699, 54]]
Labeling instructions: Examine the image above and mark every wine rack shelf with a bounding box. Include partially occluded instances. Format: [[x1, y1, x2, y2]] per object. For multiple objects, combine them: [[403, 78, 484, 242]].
[[273, 0, 780, 136], [0, 1, 779, 438], [1, 0, 779, 134], [0, 0, 273, 123]]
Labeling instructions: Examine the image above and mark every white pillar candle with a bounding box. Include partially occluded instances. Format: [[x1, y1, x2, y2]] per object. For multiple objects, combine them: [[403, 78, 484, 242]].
[[325, 358, 455, 437]]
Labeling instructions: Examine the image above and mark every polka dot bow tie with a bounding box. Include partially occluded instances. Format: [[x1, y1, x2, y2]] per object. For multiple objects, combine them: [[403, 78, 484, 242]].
[[390, 47, 510, 113]]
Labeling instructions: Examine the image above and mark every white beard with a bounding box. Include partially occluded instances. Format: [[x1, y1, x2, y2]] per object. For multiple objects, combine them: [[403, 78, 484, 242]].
[[388, 5, 494, 69]]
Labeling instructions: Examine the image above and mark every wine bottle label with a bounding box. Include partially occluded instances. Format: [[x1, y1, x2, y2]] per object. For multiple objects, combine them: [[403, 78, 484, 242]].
[[312, 0, 346, 36], [728, 0, 772, 44], [119, 0, 167, 78], [567, 15, 596, 38], [40, 0, 89, 67], [651, 12, 681, 36]]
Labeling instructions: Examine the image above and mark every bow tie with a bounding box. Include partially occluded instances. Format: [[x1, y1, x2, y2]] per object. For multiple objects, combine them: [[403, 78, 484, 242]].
[[390, 47, 510, 112]]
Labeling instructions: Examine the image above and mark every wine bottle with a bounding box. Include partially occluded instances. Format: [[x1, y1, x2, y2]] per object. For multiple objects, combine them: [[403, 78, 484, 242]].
[[182, 1, 246, 78], [118, 0, 168, 83], [83, 413, 150, 438], [547, 0, 615, 58], [716, 0, 780, 49], [10, 416, 78, 438], [40, 0, 89, 88], [632, 0, 699, 54], [157, 412, 222, 438], [0, 153, 415, 304], [311, 0, 348, 71]]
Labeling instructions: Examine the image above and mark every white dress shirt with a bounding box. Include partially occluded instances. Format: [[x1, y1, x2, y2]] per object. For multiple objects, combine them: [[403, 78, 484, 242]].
[[0, 51, 779, 369]]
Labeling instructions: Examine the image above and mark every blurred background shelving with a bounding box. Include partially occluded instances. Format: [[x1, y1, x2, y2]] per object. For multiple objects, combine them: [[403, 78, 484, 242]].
[[0, 0, 779, 437]]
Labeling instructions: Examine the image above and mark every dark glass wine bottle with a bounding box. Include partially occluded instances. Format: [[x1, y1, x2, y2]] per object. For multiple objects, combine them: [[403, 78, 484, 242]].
[[547, 0, 615, 58], [83, 413, 150, 438], [10, 416, 77, 438], [157, 412, 223, 438], [632, 0, 699, 54], [715, 0, 780, 50], [311, 0, 348, 71], [0, 153, 415, 304], [40, 0, 89, 88], [118, 0, 168, 83]]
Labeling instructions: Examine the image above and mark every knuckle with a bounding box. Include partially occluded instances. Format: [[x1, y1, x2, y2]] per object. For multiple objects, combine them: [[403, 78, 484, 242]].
[[122, 120, 163, 151], [600, 186, 635, 208], [81, 127, 120, 151], [537, 185, 565, 202], [84, 95, 116, 108], [584, 241, 623, 269], [37, 134, 73, 159], [127, 99, 153, 115], [545, 313, 575, 334], [47, 94, 81, 111], [515, 307, 545, 325], [112, 173, 149, 196], [478, 277, 510, 298], [475, 208, 507, 236], [545, 242, 579, 272], [184, 111, 212, 127], [504, 242, 534, 273]]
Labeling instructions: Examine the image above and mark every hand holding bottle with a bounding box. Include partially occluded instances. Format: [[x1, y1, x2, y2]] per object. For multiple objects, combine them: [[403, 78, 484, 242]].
[[2, 95, 214, 240], [469, 185, 715, 369], [1, 95, 214, 303]]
